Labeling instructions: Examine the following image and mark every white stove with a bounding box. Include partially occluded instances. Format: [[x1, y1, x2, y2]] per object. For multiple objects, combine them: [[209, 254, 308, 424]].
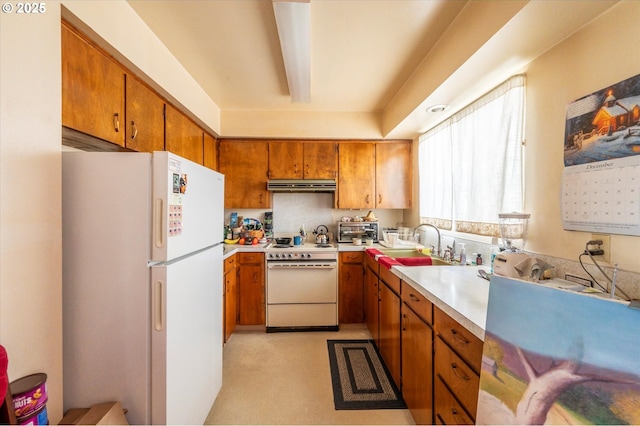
[[265, 241, 338, 332]]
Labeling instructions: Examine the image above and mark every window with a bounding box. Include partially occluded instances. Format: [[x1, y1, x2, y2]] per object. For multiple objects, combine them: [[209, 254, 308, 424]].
[[418, 75, 525, 237]]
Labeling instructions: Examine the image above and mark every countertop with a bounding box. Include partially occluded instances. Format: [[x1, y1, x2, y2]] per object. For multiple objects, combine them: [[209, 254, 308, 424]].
[[392, 264, 490, 341]]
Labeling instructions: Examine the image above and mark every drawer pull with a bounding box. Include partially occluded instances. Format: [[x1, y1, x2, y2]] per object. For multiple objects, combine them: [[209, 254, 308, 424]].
[[451, 328, 469, 344], [451, 408, 458, 415], [409, 293, 420, 302], [451, 362, 471, 381]]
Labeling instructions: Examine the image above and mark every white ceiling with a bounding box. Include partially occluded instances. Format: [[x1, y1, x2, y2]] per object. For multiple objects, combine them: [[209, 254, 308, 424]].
[[126, 0, 619, 139]]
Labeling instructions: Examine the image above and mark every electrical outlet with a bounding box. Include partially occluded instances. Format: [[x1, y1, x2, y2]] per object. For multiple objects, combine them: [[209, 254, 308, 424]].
[[591, 233, 610, 262]]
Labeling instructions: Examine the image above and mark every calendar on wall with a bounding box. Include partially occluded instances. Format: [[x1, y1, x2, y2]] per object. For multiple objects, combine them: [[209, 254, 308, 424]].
[[561, 73, 640, 236], [562, 156, 640, 235]]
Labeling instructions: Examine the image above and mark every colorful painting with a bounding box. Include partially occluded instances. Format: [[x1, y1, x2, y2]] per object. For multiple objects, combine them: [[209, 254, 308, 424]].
[[477, 276, 640, 425], [564, 73, 640, 166]]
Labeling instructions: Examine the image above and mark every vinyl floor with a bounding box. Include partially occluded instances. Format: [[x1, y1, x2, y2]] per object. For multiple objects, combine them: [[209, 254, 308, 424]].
[[204, 324, 415, 425]]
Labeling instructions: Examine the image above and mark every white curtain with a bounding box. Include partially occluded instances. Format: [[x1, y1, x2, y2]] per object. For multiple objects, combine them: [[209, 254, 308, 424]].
[[419, 75, 525, 236], [419, 121, 453, 229]]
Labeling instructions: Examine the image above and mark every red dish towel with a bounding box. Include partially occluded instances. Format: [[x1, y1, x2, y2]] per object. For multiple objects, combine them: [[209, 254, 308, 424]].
[[395, 257, 433, 266], [364, 248, 383, 258], [378, 256, 402, 270]]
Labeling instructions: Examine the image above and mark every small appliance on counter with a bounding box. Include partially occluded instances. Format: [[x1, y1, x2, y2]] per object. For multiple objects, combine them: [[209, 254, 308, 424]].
[[338, 221, 378, 243], [493, 252, 553, 281]]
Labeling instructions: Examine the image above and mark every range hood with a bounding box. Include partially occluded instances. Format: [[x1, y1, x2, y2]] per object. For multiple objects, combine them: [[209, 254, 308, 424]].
[[267, 179, 336, 192]]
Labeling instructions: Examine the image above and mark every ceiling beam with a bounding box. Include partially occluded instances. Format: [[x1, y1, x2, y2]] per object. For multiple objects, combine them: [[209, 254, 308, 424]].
[[272, 0, 311, 103]]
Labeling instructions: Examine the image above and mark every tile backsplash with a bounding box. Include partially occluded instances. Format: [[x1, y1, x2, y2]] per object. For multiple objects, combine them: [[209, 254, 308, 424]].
[[225, 193, 404, 239]]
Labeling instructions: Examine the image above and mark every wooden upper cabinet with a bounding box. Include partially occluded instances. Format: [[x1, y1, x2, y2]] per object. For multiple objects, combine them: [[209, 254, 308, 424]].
[[203, 133, 218, 171], [125, 75, 165, 152], [268, 141, 303, 179], [304, 142, 337, 179], [219, 140, 271, 209], [338, 143, 376, 209], [376, 142, 412, 208], [61, 22, 125, 147], [165, 104, 204, 164]]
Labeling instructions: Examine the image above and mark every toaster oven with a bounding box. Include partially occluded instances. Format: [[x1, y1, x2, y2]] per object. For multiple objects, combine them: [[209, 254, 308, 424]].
[[338, 221, 379, 243]]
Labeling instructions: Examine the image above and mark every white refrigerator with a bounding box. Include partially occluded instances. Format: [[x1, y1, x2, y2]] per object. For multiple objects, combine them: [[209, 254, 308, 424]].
[[62, 151, 224, 425]]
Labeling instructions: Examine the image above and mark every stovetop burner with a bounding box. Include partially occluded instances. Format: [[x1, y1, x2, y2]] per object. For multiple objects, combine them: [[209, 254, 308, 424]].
[[315, 244, 333, 248], [273, 244, 293, 248]]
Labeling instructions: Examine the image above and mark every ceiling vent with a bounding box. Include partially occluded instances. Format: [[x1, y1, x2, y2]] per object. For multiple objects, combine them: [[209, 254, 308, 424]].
[[267, 179, 336, 192]]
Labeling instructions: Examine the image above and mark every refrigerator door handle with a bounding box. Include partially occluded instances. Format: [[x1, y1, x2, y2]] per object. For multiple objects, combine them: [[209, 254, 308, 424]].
[[154, 198, 164, 249], [153, 279, 164, 331]]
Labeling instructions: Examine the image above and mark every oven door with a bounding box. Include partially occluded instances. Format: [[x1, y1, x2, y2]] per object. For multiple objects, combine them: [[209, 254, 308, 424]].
[[266, 261, 337, 303], [266, 260, 338, 329]]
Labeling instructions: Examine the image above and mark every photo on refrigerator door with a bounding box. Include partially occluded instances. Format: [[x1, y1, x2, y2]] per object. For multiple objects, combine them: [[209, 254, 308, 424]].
[[476, 276, 640, 425]]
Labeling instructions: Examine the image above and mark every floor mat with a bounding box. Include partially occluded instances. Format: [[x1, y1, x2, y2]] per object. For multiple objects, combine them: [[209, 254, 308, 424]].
[[327, 339, 406, 410]]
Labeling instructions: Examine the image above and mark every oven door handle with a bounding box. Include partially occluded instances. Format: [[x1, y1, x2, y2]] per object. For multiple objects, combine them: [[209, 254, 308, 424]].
[[268, 263, 336, 269]]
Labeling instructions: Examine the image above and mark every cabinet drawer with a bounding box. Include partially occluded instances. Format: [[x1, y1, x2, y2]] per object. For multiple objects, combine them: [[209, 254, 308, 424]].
[[238, 252, 264, 264], [434, 306, 483, 373], [435, 337, 479, 417], [379, 266, 400, 295], [224, 255, 236, 274], [434, 377, 474, 425], [340, 251, 364, 264], [401, 280, 432, 324]]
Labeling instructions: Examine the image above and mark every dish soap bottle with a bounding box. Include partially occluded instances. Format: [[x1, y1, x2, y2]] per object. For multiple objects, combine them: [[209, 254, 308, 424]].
[[459, 243, 466, 265]]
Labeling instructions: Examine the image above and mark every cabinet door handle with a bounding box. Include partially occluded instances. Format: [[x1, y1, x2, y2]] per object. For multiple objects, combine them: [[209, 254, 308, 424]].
[[366, 194, 370, 204], [409, 293, 420, 302], [402, 313, 406, 331], [378, 194, 382, 204], [253, 272, 258, 283], [451, 362, 470, 381], [113, 113, 120, 132], [294, 164, 299, 175], [130, 121, 138, 139], [451, 328, 470, 344]]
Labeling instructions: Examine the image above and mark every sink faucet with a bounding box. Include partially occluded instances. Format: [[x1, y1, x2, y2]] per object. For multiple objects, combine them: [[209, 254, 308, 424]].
[[413, 223, 441, 257]]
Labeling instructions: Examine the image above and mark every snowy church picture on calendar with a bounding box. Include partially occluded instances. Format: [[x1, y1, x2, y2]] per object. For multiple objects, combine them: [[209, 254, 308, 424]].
[[564, 73, 640, 166]]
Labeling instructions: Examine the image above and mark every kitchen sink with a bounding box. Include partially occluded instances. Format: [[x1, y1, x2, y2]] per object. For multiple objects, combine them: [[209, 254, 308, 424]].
[[377, 249, 453, 266]]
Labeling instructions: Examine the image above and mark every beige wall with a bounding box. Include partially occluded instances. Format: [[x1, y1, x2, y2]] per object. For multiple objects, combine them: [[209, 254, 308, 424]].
[[409, 1, 640, 274], [523, 0, 640, 273], [0, 3, 64, 422], [408, 1, 640, 273]]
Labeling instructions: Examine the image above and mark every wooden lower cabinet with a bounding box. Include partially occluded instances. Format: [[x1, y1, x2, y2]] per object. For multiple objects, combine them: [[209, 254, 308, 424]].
[[364, 261, 379, 343], [434, 306, 483, 424], [338, 251, 365, 323], [401, 279, 434, 425], [434, 376, 474, 425], [237, 252, 265, 325], [378, 276, 401, 388], [402, 304, 433, 425], [223, 254, 237, 343]]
